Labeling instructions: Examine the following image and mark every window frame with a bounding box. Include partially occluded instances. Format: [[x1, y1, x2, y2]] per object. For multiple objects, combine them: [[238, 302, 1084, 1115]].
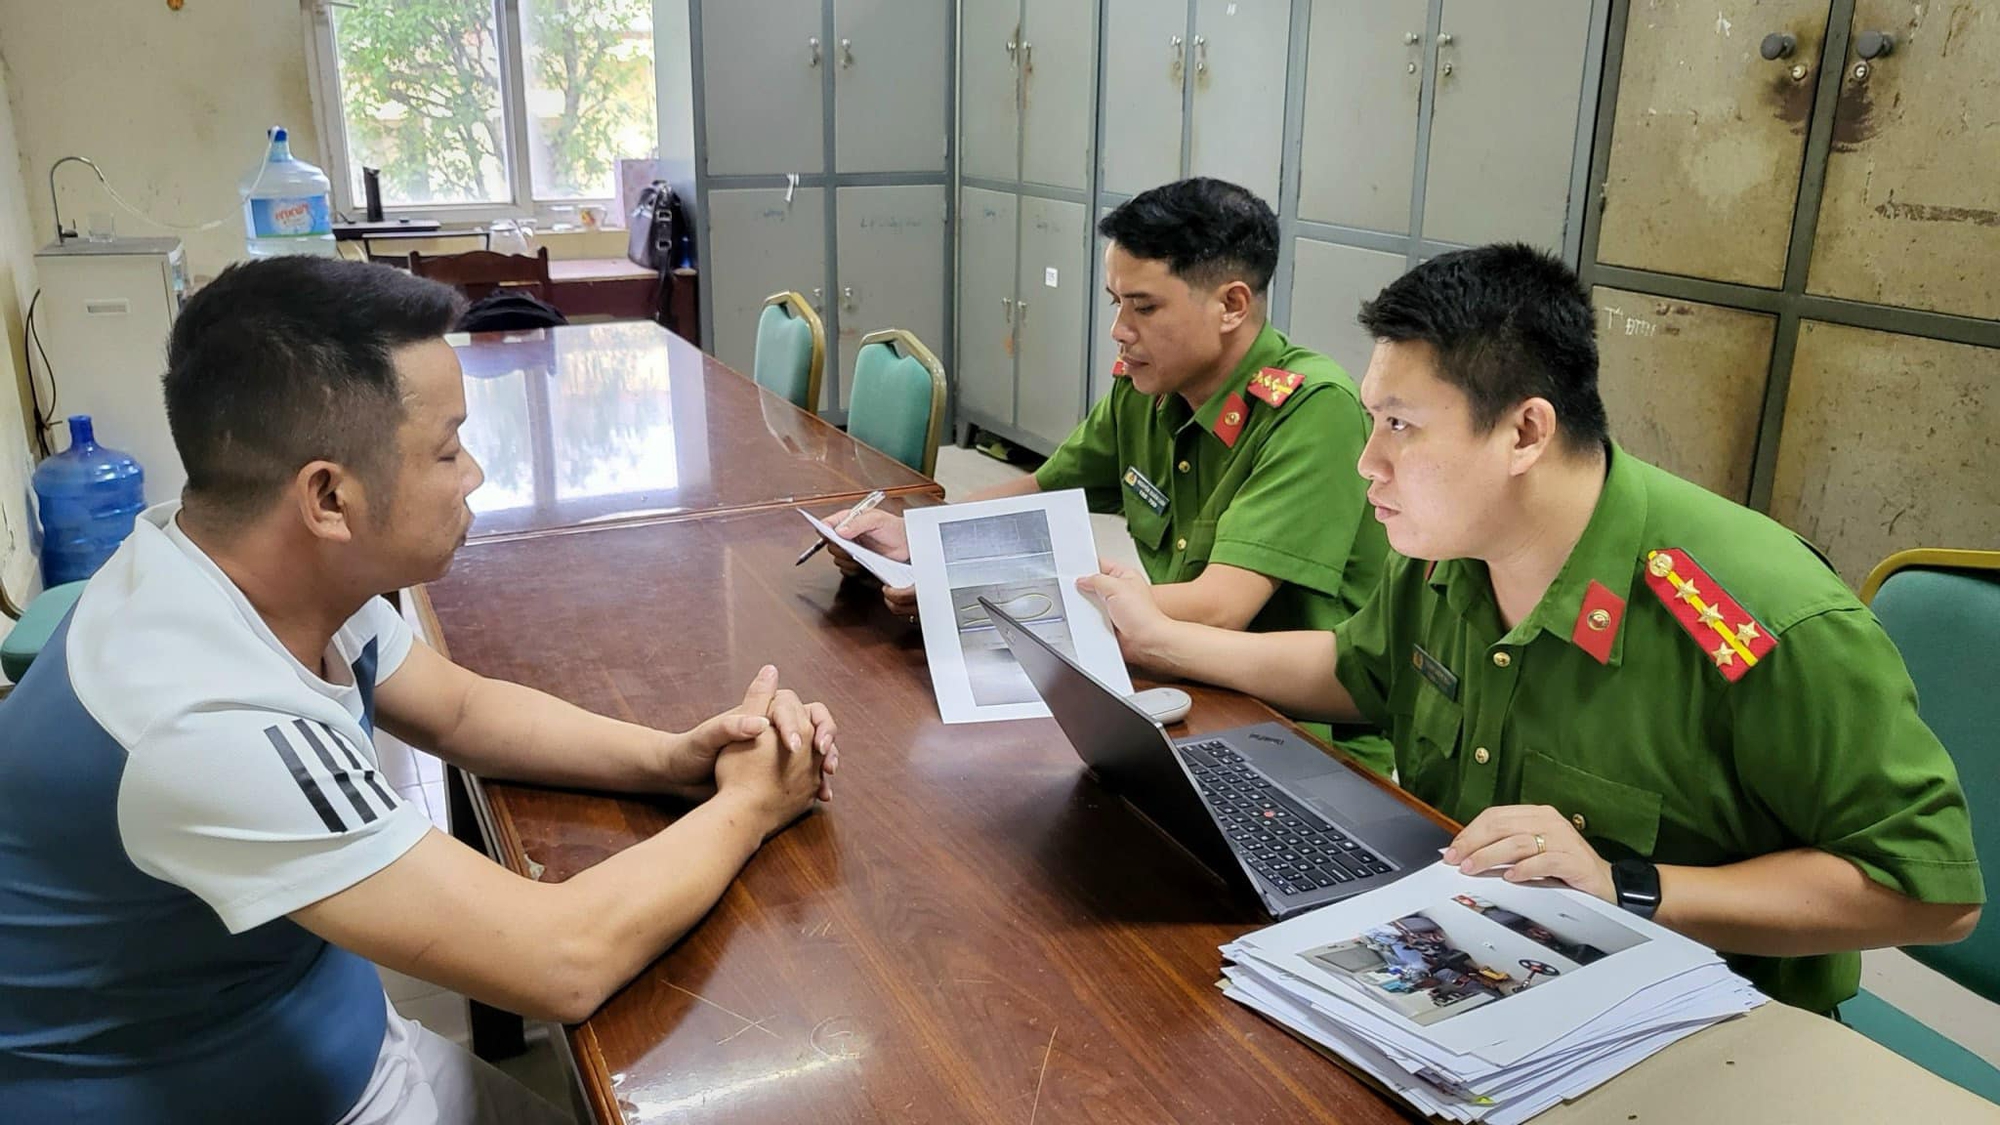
[[302, 0, 627, 225]]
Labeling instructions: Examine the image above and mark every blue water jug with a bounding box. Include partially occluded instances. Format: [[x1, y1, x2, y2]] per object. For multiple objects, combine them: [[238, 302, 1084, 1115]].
[[33, 415, 147, 586]]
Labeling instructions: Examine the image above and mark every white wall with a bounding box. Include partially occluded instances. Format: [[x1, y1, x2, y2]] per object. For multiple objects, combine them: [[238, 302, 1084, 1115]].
[[0, 50, 44, 612], [0, 0, 321, 282]]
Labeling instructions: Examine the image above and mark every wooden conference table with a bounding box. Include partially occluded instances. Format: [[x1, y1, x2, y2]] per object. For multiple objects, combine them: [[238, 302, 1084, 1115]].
[[451, 320, 936, 541], [419, 331, 1999, 1125]]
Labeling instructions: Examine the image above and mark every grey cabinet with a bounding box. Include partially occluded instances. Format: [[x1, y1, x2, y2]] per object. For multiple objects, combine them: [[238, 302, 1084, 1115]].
[[958, 188, 1019, 424], [1015, 197, 1091, 446], [834, 186, 949, 408], [1101, 0, 1192, 195], [1187, 0, 1291, 203], [960, 0, 1021, 183], [699, 0, 825, 176], [1421, 0, 1593, 250], [1286, 239, 1406, 380], [705, 188, 828, 377], [953, 189, 1090, 450], [961, 0, 1094, 190], [1102, 0, 1291, 201], [833, 0, 950, 174], [1296, 0, 1425, 233], [683, 0, 953, 415], [1019, 0, 1095, 191]]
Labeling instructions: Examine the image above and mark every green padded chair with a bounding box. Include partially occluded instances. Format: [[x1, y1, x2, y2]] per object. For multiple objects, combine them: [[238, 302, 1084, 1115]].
[[847, 329, 947, 477], [750, 291, 825, 413], [1, 581, 88, 684], [1842, 548, 2000, 1105]]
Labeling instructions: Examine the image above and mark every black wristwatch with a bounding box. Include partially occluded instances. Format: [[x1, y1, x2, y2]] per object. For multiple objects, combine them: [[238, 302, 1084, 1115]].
[[1610, 858, 1662, 920]]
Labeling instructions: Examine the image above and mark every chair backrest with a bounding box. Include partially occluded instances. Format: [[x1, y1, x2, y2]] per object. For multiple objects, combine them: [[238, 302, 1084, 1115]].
[[1864, 549, 2000, 1004], [751, 291, 825, 413], [409, 247, 553, 303], [846, 329, 946, 477]]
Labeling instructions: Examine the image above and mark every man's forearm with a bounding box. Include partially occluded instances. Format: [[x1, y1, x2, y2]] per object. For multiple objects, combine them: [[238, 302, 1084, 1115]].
[[430, 676, 680, 795], [1147, 620, 1359, 723], [539, 792, 770, 1019], [1656, 848, 1981, 957]]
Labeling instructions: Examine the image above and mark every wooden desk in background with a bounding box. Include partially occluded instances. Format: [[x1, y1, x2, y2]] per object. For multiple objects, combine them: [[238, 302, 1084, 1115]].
[[450, 321, 937, 542], [547, 257, 660, 321]]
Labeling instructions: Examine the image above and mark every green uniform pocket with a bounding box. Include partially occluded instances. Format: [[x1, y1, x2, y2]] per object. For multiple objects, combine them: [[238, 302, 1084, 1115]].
[[1123, 493, 1170, 553], [1396, 685, 1463, 800], [1520, 750, 1663, 858]]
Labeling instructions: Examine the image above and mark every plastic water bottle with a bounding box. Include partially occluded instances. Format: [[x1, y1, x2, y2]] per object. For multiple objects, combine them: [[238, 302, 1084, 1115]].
[[33, 416, 147, 587], [242, 126, 338, 258]]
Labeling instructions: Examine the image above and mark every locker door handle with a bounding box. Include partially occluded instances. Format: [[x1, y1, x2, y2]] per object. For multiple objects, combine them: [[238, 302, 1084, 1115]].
[[1002, 297, 1014, 323], [1006, 37, 1018, 64], [841, 286, 856, 310], [1193, 35, 1207, 76], [1020, 41, 1032, 71], [1855, 31, 1895, 59], [839, 38, 854, 68], [1759, 32, 1796, 60], [1017, 299, 1029, 323], [1170, 34, 1185, 81], [808, 37, 821, 67]]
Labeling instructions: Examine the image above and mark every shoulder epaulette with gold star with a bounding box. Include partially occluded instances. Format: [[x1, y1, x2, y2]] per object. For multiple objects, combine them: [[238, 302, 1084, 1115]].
[[1641, 548, 1776, 682], [1247, 367, 1304, 409]]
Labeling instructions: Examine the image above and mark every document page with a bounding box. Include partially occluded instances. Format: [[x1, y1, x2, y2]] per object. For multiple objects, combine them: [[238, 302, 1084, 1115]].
[[905, 489, 1133, 723]]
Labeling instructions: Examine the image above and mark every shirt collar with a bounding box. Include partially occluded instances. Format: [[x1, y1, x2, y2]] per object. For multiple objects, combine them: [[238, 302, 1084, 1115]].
[[1428, 441, 1648, 665], [1160, 322, 1285, 441]]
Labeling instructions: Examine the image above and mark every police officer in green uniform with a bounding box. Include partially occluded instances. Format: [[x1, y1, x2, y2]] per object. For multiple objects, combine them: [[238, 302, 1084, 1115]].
[[1080, 244, 1982, 1015], [831, 178, 1392, 775]]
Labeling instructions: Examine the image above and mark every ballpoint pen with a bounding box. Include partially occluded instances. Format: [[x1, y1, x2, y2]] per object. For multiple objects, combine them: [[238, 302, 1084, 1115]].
[[796, 488, 887, 566]]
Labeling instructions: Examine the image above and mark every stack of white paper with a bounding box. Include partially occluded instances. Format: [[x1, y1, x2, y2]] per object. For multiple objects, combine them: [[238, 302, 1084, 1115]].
[[1221, 864, 1766, 1124]]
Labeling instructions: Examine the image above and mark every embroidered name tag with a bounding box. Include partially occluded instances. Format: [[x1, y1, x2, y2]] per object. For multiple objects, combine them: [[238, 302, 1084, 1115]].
[[1411, 644, 1459, 702], [1122, 465, 1170, 515]]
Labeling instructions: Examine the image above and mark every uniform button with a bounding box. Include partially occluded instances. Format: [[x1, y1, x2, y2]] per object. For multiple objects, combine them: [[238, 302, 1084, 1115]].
[[1491, 651, 1512, 668], [1177, 460, 1191, 474], [1175, 537, 1188, 551], [1572, 813, 1587, 833], [1473, 747, 1490, 765]]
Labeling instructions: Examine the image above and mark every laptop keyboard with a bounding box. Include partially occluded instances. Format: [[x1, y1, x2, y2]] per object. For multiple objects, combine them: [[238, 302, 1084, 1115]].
[[1178, 739, 1395, 898]]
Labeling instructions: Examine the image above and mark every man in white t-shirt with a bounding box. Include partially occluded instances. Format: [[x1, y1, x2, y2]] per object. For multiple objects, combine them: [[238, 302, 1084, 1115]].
[[0, 256, 840, 1125]]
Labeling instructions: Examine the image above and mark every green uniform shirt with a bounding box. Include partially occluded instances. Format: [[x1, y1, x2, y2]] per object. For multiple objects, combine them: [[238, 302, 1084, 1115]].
[[1332, 444, 1984, 1014], [1036, 323, 1392, 774]]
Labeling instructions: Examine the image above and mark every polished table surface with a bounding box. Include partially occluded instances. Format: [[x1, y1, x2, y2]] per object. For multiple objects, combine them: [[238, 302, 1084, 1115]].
[[419, 499, 1447, 1125], [450, 321, 937, 541], [418, 500, 2000, 1125]]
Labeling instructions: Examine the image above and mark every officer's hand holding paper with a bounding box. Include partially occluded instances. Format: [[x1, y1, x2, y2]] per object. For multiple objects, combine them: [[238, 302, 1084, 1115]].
[[801, 508, 914, 590], [903, 489, 1133, 724]]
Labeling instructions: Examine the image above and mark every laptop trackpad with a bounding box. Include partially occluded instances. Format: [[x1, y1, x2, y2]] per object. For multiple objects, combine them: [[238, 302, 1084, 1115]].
[[1234, 724, 1413, 826]]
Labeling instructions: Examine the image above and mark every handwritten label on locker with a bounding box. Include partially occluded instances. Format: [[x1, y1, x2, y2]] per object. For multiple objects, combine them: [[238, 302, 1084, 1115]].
[[1045, 267, 1059, 289]]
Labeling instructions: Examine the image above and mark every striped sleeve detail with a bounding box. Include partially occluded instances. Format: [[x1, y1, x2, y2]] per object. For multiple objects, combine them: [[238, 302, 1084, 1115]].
[[263, 725, 346, 832], [264, 721, 401, 831]]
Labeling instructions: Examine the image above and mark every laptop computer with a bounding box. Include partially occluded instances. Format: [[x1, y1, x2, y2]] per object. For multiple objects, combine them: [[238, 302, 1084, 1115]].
[[978, 596, 1451, 919]]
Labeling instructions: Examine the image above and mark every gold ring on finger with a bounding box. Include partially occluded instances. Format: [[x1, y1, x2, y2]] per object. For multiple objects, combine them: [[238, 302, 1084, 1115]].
[[1533, 833, 1546, 856]]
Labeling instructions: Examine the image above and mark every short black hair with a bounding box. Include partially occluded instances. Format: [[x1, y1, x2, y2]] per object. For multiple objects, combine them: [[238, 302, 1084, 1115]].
[[1098, 177, 1279, 295], [164, 256, 464, 519], [1357, 243, 1607, 451]]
